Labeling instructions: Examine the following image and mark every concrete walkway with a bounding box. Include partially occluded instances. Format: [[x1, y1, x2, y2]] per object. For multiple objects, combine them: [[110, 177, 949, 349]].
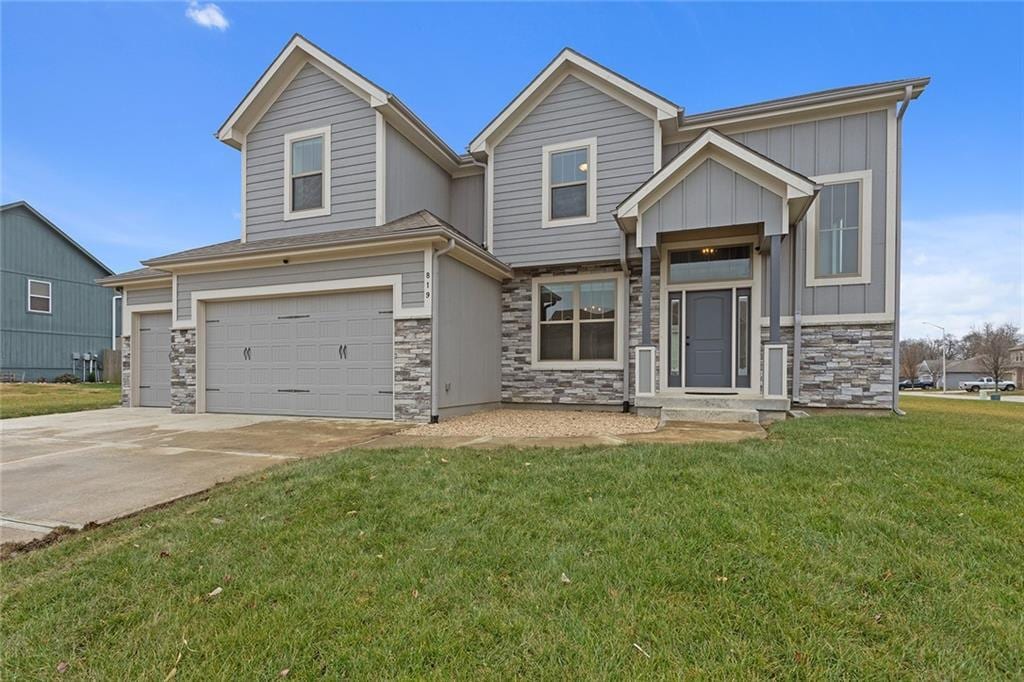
[[0, 408, 401, 544]]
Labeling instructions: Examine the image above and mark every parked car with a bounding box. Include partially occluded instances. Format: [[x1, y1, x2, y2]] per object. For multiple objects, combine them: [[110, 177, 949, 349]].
[[898, 378, 935, 390], [959, 377, 1017, 392]]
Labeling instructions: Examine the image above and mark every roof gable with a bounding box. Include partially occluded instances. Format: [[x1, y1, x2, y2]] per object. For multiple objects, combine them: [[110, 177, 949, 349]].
[[468, 48, 679, 155], [0, 201, 112, 275]]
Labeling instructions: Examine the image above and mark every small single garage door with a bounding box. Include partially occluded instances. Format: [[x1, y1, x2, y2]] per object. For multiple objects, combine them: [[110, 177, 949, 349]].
[[138, 311, 172, 407], [204, 289, 393, 418]]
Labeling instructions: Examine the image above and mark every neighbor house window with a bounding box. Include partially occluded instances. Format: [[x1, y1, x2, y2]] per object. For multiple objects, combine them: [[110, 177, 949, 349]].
[[541, 138, 597, 228], [283, 126, 331, 220], [27, 279, 51, 314], [806, 170, 872, 287], [534, 276, 621, 366]]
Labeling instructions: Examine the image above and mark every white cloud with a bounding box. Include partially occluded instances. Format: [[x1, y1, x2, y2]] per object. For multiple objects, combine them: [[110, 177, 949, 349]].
[[901, 212, 1024, 338], [186, 1, 229, 31]]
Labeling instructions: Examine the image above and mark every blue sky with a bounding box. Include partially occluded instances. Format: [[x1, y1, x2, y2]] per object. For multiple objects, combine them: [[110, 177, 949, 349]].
[[2, 2, 1021, 337]]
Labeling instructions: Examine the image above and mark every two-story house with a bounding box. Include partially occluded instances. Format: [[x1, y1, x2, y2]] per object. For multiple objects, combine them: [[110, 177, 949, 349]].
[[100, 35, 928, 423]]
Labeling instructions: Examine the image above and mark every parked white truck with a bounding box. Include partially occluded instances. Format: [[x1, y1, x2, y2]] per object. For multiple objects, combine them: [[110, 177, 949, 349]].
[[958, 377, 1017, 392]]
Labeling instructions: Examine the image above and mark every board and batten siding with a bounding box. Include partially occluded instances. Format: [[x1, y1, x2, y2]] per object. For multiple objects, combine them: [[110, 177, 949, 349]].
[[174, 252, 425, 322], [492, 75, 655, 267], [0, 204, 116, 380], [449, 174, 485, 245], [125, 287, 172, 306], [245, 63, 377, 241], [664, 110, 889, 318], [436, 255, 502, 411], [640, 158, 785, 239], [385, 123, 451, 223]]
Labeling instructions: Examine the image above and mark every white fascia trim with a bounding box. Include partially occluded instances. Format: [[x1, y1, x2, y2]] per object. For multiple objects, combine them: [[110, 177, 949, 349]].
[[176, 275, 429, 331], [541, 137, 598, 229], [240, 137, 248, 242], [469, 50, 678, 154], [618, 129, 815, 220], [529, 270, 626, 371], [218, 35, 388, 144], [375, 112, 387, 225], [484, 143, 494, 253], [283, 125, 332, 221], [805, 169, 873, 287]]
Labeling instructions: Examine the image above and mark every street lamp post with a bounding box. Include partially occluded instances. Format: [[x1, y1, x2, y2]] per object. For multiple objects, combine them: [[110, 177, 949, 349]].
[[924, 322, 947, 393]]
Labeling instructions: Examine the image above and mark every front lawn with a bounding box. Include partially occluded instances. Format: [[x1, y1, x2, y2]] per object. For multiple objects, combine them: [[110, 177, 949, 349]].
[[0, 382, 120, 419], [2, 396, 1021, 677]]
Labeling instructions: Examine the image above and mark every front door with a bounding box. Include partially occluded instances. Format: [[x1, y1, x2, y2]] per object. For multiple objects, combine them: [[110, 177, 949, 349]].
[[684, 289, 732, 388]]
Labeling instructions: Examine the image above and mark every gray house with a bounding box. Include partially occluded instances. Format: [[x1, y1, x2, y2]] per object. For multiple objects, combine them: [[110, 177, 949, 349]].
[[1, 202, 118, 381], [101, 35, 928, 422]]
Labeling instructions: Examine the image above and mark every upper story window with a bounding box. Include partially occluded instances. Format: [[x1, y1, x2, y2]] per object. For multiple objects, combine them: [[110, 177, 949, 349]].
[[806, 170, 872, 287], [532, 273, 623, 369], [27, 279, 51, 314], [283, 126, 331, 220], [541, 137, 597, 228]]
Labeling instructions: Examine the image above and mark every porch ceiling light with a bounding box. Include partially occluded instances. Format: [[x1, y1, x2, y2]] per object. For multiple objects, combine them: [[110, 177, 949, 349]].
[[578, 162, 588, 173]]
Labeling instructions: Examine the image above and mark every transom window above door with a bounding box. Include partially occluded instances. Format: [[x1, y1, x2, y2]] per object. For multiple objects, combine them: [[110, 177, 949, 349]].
[[668, 245, 752, 284], [533, 275, 622, 368], [541, 138, 597, 228], [283, 126, 331, 220]]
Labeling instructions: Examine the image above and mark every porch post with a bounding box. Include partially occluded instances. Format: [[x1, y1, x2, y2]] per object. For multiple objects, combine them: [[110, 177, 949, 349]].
[[769, 234, 782, 343], [641, 246, 652, 345]]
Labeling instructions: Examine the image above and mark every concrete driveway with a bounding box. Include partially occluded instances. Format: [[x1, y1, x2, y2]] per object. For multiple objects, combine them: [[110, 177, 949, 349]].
[[0, 408, 402, 545]]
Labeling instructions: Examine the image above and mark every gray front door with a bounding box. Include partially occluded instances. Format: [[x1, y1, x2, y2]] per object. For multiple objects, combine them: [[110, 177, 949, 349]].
[[204, 289, 393, 419], [138, 312, 171, 407], [685, 289, 732, 388]]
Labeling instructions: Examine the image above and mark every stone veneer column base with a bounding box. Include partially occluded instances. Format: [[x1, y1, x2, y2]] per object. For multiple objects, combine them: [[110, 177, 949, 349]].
[[120, 336, 132, 407], [764, 322, 894, 409], [170, 328, 197, 414], [394, 318, 432, 422]]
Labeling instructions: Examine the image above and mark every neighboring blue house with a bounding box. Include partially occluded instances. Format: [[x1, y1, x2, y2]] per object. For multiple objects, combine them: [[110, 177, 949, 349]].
[[1, 201, 120, 381]]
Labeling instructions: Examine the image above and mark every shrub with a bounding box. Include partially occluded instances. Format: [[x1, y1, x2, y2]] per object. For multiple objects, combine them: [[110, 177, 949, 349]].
[[53, 373, 81, 384], [86, 372, 96, 383]]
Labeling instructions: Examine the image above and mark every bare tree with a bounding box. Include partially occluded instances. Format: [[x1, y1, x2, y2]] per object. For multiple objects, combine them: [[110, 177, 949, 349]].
[[973, 323, 1020, 384], [899, 339, 930, 382]]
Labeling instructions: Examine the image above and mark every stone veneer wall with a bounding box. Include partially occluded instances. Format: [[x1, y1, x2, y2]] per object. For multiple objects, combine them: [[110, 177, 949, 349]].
[[762, 323, 894, 408], [394, 318, 432, 422], [501, 261, 659, 406], [170, 328, 197, 414], [120, 336, 131, 407]]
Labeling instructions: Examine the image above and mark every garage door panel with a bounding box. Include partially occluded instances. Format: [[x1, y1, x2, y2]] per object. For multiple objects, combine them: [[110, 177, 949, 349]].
[[205, 289, 393, 419]]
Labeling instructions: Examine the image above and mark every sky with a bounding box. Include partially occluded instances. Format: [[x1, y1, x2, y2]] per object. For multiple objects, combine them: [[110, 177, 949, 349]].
[[2, 2, 1022, 339]]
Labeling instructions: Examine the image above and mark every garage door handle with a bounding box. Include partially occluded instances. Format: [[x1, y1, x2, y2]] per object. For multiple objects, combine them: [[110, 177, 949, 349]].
[[242, 347, 251, 361], [339, 344, 347, 360]]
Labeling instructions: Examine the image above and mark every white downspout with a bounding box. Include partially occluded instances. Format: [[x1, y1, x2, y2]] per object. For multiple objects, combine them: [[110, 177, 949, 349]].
[[893, 85, 913, 415], [430, 238, 456, 423], [112, 293, 122, 348], [791, 229, 803, 404]]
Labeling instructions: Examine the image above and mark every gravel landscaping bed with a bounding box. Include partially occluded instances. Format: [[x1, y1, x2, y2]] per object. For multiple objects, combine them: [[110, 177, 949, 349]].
[[408, 409, 659, 438]]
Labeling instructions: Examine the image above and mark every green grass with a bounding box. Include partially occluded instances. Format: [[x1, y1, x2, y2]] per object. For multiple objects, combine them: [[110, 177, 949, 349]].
[[0, 382, 121, 419], [2, 397, 1022, 678]]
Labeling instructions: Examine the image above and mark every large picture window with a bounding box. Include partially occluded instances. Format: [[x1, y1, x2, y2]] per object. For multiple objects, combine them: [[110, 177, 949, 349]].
[[806, 170, 872, 287], [541, 138, 597, 228], [283, 126, 331, 220], [534, 276, 620, 366]]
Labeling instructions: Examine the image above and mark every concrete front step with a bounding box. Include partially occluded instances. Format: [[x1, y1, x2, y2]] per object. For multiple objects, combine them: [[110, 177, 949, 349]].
[[660, 407, 761, 424], [637, 395, 790, 411]]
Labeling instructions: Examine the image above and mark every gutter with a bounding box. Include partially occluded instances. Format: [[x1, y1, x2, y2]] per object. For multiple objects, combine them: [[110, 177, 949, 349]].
[[791, 228, 803, 404], [430, 237, 456, 423], [892, 85, 914, 416], [620, 234, 631, 413]]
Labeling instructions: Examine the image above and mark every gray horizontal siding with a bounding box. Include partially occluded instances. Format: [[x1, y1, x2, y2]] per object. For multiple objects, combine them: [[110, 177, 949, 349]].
[[492, 74, 655, 267], [125, 286, 172, 306], [175, 251, 424, 321], [640, 158, 783, 245], [245, 63, 377, 241], [450, 174, 484, 245], [385, 123, 451, 223], [739, 111, 887, 317]]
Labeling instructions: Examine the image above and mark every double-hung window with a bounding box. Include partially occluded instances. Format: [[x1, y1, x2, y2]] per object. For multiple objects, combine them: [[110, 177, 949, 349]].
[[807, 170, 872, 286], [284, 126, 331, 220], [27, 279, 51, 314], [541, 138, 597, 228], [534, 275, 621, 367]]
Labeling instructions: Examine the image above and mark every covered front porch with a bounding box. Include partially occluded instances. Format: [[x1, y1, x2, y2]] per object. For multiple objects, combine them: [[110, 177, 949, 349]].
[[615, 129, 820, 422]]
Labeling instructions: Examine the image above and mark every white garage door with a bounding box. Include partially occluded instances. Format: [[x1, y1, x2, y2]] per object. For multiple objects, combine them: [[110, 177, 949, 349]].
[[204, 289, 393, 418], [138, 312, 171, 407]]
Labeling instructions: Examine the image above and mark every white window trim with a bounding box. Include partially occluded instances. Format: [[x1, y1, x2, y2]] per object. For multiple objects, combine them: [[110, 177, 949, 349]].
[[27, 278, 52, 314], [806, 169, 872, 287], [530, 271, 624, 370], [283, 125, 332, 221], [541, 137, 598, 228]]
